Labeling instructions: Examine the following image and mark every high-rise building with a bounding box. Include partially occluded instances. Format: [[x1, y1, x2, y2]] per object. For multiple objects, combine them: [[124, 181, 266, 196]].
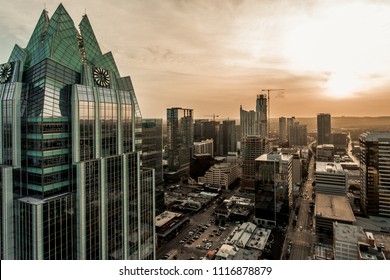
[[240, 94, 267, 139], [315, 162, 347, 196], [317, 113, 332, 145], [142, 119, 163, 186], [0, 4, 155, 260], [193, 139, 214, 156], [288, 123, 307, 147], [165, 107, 193, 182], [241, 136, 269, 192], [254, 150, 293, 227], [221, 120, 237, 156], [360, 132, 390, 217], [279, 117, 287, 143]]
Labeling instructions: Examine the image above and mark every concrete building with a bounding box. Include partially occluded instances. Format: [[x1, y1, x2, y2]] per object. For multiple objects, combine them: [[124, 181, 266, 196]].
[[317, 113, 332, 145], [193, 139, 214, 156], [359, 132, 390, 217], [333, 222, 368, 260], [215, 244, 237, 260], [315, 162, 348, 196], [0, 4, 155, 260], [279, 117, 287, 144], [225, 222, 271, 251], [316, 144, 335, 162], [332, 132, 347, 151], [288, 122, 307, 147], [315, 194, 355, 244], [156, 211, 190, 244], [198, 163, 239, 190]]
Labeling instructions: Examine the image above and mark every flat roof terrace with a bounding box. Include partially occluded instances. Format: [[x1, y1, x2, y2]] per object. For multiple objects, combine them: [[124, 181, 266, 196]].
[[315, 193, 355, 223]]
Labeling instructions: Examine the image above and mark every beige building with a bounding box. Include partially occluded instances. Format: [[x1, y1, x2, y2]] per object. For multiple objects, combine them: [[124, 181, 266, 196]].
[[198, 163, 239, 190]]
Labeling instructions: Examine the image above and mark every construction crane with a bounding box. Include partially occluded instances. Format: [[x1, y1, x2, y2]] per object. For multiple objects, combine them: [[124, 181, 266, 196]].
[[203, 114, 219, 122], [262, 89, 284, 137]]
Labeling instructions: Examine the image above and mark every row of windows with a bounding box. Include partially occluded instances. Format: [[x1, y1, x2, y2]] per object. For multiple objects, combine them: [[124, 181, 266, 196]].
[[23, 139, 70, 151], [21, 170, 69, 186], [22, 122, 69, 134], [22, 154, 69, 168]]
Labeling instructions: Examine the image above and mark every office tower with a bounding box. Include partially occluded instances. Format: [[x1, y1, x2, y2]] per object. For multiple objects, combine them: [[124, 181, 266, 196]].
[[316, 144, 335, 162], [360, 132, 390, 217], [332, 132, 347, 152], [165, 108, 193, 182], [315, 162, 347, 196], [142, 119, 163, 186], [279, 117, 287, 143], [241, 136, 269, 192], [198, 163, 240, 190], [288, 123, 307, 147], [193, 139, 214, 156], [0, 4, 155, 260], [194, 119, 218, 155], [254, 150, 293, 227], [317, 113, 332, 145], [222, 120, 237, 156], [287, 116, 295, 133], [240, 94, 267, 139]]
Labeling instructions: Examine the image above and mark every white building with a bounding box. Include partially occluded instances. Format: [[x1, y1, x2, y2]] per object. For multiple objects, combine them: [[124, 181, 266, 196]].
[[315, 162, 348, 196], [198, 163, 239, 190], [193, 139, 214, 156]]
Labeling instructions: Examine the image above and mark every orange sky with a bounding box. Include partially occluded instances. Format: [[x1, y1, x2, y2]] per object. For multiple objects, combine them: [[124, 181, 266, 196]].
[[1, 0, 390, 119]]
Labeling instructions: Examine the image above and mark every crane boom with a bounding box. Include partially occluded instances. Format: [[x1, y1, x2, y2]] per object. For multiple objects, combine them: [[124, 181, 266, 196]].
[[261, 89, 284, 137]]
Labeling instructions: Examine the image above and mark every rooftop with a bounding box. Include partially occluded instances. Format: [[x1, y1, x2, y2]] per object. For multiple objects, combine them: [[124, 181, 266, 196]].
[[316, 162, 345, 174], [315, 194, 355, 223], [333, 222, 367, 244], [256, 152, 293, 163], [156, 211, 183, 227]]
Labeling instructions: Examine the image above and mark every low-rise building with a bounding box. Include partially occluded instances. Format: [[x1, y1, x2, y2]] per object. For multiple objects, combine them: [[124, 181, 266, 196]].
[[315, 194, 355, 244], [156, 211, 190, 243], [333, 222, 367, 260]]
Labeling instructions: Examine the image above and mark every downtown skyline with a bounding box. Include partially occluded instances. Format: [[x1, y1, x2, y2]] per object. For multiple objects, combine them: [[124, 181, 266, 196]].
[[1, 0, 390, 119]]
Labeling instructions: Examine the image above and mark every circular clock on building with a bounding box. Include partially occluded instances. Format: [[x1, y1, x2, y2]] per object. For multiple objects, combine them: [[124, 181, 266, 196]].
[[0, 63, 12, 84], [93, 67, 110, 87]]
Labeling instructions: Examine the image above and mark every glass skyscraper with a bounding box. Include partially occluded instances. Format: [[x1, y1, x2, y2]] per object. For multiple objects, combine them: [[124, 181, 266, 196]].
[[317, 113, 332, 145], [165, 107, 193, 182], [0, 4, 155, 260]]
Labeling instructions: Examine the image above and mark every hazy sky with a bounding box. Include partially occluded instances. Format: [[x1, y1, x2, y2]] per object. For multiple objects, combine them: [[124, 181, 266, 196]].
[[1, 0, 390, 119]]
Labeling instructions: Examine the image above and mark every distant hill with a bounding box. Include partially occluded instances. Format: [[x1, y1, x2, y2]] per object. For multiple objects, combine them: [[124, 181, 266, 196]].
[[270, 116, 390, 132]]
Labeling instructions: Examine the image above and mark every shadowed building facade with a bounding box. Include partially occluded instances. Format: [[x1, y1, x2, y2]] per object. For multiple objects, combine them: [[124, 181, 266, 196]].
[[0, 4, 155, 260], [165, 107, 193, 182]]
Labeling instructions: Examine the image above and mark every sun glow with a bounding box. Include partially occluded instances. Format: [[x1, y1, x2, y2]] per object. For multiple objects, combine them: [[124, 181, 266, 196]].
[[323, 72, 360, 99]]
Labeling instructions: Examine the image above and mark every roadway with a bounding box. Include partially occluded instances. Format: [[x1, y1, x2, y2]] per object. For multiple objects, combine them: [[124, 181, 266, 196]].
[[347, 133, 360, 165], [281, 143, 316, 260]]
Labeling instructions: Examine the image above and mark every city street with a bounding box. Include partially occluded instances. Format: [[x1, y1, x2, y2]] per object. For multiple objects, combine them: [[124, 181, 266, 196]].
[[282, 151, 316, 260]]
